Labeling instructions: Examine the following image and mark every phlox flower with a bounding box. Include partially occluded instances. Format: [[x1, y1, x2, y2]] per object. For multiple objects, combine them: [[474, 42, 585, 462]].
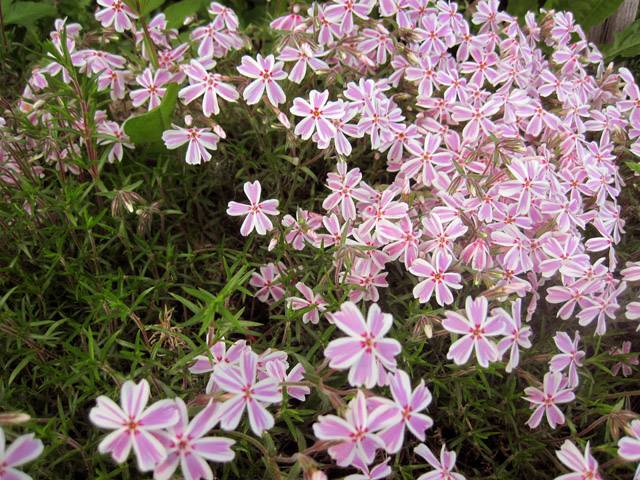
[[162, 125, 219, 165], [409, 252, 462, 306], [95, 0, 137, 32], [618, 420, 640, 479], [179, 60, 239, 117], [554, 440, 602, 480], [345, 459, 392, 480], [287, 282, 327, 324], [130, 69, 172, 111], [191, 22, 234, 59], [189, 339, 248, 393], [324, 302, 401, 388], [499, 158, 549, 215], [549, 331, 584, 388], [208, 2, 239, 31], [89, 379, 179, 471], [322, 160, 363, 220], [312, 390, 397, 467], [236, 54, 287, 106], [264, 361, 310, 401], [414, 443, 466, 480], [290, 90, 343, 142], [281, 209, 322, 250], [0, 428, 43, 480], [442, 296, 503, 368], [212, 350, 282, 436], [325, 0, 373, 34], [97, 121, 133, 163], [278, 44, 329, 84], [249, 263, 284, 303], [451, 99, 501, 141], [524, 372, 575, 429], [494, 299, 532, 373], [153, 399, 235, 480], [377, 370, 433, 453], [226, 181, 279, 236]]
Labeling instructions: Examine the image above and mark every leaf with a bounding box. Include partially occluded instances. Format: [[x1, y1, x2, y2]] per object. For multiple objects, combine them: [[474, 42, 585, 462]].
[[140, 0, 166, 15], [544, 0, 623, 30], [601, 19, 640, 59], [625, 161, 640, 173], [5, 1, 57, 25], [507, 0, 539, 18], [123, 83, 178, 145], [164, 0, 207, 29]]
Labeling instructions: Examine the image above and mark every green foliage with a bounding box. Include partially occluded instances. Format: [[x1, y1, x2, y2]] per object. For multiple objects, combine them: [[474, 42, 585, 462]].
[[601, 19, 640, 60], [506, 0, 539, 18], [2, 1, 57, 26], [123, 84, 179, 145], [544, 0, 624, 30], [164, 0, 209, 28]]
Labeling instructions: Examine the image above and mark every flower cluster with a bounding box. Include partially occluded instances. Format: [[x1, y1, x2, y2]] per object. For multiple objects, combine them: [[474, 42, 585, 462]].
[[2, 0, 640, 478]]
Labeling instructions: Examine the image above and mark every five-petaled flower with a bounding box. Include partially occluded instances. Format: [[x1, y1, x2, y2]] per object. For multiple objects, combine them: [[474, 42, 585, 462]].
[[162, 125, 220, 165], [290, 90, 343, 142], [212, 350, 283, 436], [523, 372, 575, 429], [179, 60, 239, 117], [442, 296, 504, 368], [324, 302, 401, 388], [226, 181, 280, 236], [153, 399, 235, 480], [237, 54, 288, 105], [89, 379, 180, 471]]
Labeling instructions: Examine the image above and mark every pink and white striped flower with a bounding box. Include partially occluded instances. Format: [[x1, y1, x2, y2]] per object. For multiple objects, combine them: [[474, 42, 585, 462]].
[[555, 440, 602, 480], [179, 60, 239, 117], [290, 90, 343, 142], [249, 263, 285, 303], [89, 379, 180, 471], [153, 399, 235, 480], [212, 350, 282, 436], [414, 443, 466, 480], [494, 299, 532, 373], [442, 296, 503, 368], [226, 181, 279, 236], [278, 44, 329, 84], [95, 0, 137, 32], [287, 282, 327, 324], [162, 125, 219, 165], [324, 302, 401, 388], [312, 390, 397, 467], [524, 372, 575, 429], [549, 331, 585, 388], [236, 54, 287, 106], [618, 420, 640, 479], [130, 69, 172, 111], [409, 253, 462, 306], [0, 428, 43, 480], [377, 370, 433, 453]]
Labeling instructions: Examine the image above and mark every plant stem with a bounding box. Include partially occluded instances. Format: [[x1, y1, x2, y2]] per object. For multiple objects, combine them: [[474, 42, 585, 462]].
[[135, 0, 160, 68]]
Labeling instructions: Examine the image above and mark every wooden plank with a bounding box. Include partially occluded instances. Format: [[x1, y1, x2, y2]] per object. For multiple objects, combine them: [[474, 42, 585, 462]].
[[588, 0, 639, 44]]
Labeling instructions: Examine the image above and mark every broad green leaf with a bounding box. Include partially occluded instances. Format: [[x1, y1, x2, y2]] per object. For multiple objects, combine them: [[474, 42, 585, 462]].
[[5, 1, 57, 25], [601, 19, 640, 59], [507, 0, 539, 18], [140, 0, 166, 15], [123, 83, 178, 145], [544, 0, 623, 30], [164, 0, 207, 29]]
